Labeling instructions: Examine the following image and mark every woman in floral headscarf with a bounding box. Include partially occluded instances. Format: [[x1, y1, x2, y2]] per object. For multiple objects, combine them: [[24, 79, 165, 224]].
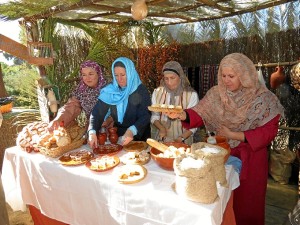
[[151, 61, 199, 145], [48, 60, 107, 131], [165, 53, 285, 225], [88, 57, 151, 147]]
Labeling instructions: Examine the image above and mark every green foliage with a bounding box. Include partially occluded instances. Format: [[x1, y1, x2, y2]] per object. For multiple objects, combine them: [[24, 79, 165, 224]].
[[2, 63, 39, 108]]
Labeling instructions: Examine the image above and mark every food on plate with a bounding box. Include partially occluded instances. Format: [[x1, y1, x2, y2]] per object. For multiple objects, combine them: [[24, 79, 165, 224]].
[[123, 141, 148, 152], [93, 144, 122, 155], [114, 164, 147, 184], [120, 150, 150, 165], [59, 149, 94, 166], [148, 104, 183, 113], [86, 156, 120, 171]]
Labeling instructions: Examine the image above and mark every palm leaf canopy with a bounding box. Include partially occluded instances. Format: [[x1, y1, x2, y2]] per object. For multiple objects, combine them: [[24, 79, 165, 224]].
[[0, 0, 296, 26]]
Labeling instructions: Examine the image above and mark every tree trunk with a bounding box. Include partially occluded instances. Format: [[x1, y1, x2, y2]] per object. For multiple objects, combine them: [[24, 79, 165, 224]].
[[0, 63, 8, 98]]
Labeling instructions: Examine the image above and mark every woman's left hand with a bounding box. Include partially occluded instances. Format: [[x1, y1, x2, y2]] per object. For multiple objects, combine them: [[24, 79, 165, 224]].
[[121, 129, 133, 146], [217, 125, 232, 139]]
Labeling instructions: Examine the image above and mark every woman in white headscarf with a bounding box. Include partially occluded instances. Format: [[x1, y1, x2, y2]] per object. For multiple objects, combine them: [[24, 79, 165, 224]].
[[88, 57, 151, 147], [151, 61, 199, 145]]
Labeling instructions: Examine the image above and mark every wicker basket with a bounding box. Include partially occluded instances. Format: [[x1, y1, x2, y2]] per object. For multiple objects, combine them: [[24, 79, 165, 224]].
[[0, 102, 13, 114], [38, 138, 85, 158], [38, 121, 87, 158]]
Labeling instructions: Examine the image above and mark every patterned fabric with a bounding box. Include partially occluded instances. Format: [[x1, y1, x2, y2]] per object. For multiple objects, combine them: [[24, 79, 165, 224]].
[[185, 65, 219, 99], [99, 57, 142, 123], [72, 60, 106, 117], [192, 53, 285, 148]]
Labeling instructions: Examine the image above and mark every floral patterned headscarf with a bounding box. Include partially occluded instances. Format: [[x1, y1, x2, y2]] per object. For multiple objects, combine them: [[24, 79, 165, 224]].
[[192, 53, 285, 148], [72, 60, 106, 117]]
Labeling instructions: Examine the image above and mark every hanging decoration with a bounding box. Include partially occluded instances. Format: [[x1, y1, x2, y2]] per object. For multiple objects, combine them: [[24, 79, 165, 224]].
[[131, 0, 148, 21], [270, 66, 286, 89]]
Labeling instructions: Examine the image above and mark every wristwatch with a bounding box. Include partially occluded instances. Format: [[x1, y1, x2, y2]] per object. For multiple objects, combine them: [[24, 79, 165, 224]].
[[180, 136, 185, 142]]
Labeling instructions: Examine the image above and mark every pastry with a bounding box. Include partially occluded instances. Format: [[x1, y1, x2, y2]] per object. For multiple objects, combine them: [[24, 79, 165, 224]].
[[123, 141, 148, 152], [148, 104, 183, 113]]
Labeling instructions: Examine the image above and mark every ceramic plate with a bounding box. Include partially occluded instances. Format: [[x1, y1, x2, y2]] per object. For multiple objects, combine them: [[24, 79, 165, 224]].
[[59, 149, 94, 166], [93, 144, 122, 156]]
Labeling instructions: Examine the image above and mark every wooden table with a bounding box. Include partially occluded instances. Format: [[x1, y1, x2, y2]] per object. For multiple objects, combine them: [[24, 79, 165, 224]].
[[2, 146, 239, 225]]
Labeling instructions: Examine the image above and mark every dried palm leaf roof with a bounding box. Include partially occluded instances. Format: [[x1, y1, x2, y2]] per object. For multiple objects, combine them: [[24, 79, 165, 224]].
[[0, 0, 296, 26]]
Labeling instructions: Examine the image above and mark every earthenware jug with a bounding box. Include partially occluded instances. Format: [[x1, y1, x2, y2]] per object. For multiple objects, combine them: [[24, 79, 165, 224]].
[[270, 66, 285, 89], [108, 127, 118, 144]]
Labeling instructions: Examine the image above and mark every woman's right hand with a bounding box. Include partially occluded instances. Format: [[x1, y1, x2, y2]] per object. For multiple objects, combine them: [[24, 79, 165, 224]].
[[88, 133, 98, 149], [163, 111, 186, 120], [159, 127, 167, 140], [48, 120, 60, 132]]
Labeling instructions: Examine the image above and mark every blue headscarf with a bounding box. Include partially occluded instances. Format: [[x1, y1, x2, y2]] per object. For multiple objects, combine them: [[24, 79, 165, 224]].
[[99, 57, 142, 123]]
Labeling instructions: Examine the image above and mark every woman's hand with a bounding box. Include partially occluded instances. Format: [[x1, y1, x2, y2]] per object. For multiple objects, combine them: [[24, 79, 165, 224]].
[[217, 125, 245, 142], [121, 129, 133, 146], [216, 125, 232, 139], [88, 133, 98, 149], [163, 111, 186, 120], [159, 127, 167, 140], [48, 120, 60, 132]]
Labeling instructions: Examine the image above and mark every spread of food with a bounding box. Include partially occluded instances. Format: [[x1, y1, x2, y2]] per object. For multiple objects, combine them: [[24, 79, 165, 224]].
[[120, 150, 150, 165], [148, 104, 183, 113]]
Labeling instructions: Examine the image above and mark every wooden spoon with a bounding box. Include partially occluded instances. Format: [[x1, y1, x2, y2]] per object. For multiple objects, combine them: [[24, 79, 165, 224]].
[[146, 138, 168, 153]]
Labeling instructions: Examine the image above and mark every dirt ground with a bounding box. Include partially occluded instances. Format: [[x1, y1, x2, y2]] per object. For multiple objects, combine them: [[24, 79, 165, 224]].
[[7, 203, 34, 225]]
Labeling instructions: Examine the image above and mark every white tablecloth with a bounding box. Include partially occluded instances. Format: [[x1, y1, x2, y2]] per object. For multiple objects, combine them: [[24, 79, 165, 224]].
[[2, 146, 239, 225]]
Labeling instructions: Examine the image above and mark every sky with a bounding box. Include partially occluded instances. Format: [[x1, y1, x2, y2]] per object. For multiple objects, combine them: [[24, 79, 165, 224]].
[[0, 20, 21, 64]]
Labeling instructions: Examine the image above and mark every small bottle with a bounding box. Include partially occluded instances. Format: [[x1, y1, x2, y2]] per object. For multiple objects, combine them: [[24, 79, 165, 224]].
[[207, 131, 217, 144]]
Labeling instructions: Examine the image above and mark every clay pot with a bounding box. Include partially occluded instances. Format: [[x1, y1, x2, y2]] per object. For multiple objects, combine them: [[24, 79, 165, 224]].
[[270, 66, 285, 89], [108, 127, 117, 134], [98, 133, 107, 145], [131, 0, 148, 21], [109, 133, 118, 144]]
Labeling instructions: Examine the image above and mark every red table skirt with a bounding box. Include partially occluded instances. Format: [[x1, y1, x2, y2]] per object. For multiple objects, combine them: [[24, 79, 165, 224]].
[[28, 193, 236, 225]]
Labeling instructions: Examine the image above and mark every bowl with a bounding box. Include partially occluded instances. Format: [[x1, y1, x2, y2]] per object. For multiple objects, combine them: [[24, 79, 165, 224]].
[[150, 142, 190, 171]]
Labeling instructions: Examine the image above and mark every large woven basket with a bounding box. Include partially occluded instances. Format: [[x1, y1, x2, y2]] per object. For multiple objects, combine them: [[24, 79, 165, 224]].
[[38, 121, 87, 158], [38, 138, 85, 158]]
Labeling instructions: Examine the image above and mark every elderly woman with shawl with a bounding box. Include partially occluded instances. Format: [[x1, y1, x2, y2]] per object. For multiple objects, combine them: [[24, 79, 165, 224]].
[[48, 60, 107, 131], [151, 61, 199, 145], [88, 57, 151, 147], [166, 53, 284, 225]]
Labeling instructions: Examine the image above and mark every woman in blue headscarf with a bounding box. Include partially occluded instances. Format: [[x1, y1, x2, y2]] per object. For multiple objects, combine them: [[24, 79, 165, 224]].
[[88, 57, 151, 147]]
